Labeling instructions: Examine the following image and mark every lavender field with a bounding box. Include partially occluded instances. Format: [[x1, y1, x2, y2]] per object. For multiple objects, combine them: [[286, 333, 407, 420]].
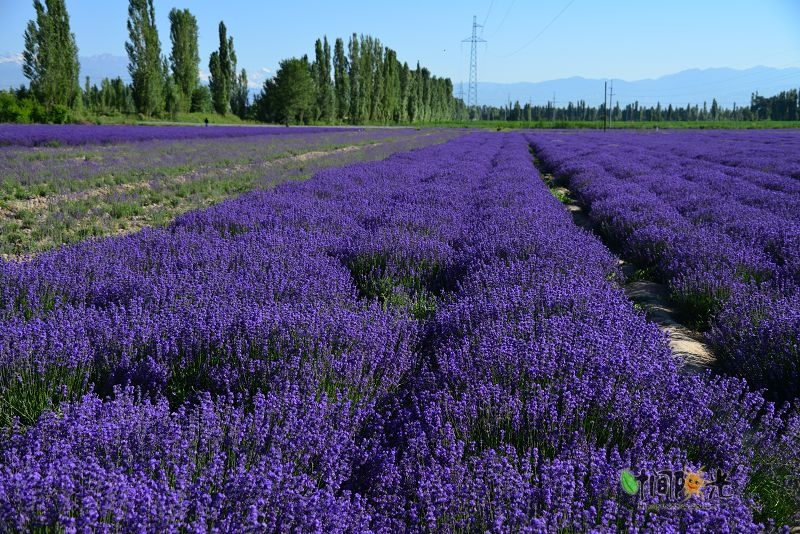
[[0, 126, 459, 258], [0, 127, 798, 531]]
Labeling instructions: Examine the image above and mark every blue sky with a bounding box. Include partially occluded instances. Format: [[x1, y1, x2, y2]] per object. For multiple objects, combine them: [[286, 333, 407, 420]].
[[1, 0, 799, 87]]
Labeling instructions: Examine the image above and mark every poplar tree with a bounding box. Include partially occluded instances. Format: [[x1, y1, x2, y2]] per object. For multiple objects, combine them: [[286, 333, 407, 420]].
[[230, 69, 249, 118], [227, 36, 248, 117], [382, 49, 401, 123], [399, 62, 411, 122], [358, 35, 374, 122], [347, 34, 360, 124], [126, 0, 164, 115], [22, 0, 80, 111], [209, 21, 234, 114], [333, 37, 349, 122], [312, 37, 333, 122], [168, 8, 199, 112], [370, 39, 383, 121]]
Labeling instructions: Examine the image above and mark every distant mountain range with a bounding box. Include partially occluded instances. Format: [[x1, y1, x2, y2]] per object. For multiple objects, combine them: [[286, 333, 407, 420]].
[[2, 52, 798, 108], [1, 53, 130, 90], [470, 66, 800, 108]]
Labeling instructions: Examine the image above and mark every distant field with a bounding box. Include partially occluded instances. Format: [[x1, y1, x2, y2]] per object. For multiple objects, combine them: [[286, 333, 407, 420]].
[[420, 119, 800, 130], [0, 123, 363, 147], [0, 126, 463, 258]]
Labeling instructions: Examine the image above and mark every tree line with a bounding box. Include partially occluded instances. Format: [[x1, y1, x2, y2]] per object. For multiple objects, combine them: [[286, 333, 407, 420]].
[[1, 0, 461, 124], [1, 0, 798, 125], [472, 89, 800, 123], [253, 34, 463, 124]]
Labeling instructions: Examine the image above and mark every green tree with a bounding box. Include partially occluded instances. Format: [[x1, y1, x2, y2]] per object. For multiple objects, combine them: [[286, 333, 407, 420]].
[[347, 34, 360, 124], [168, 8, 199, 112], [359, 35, 375, 121], [261, 57, 315, 125], [82, 75, 90, 108], [710, 98, 719, 120], [312, 37, 333, 122], [230, 69, 249, 118], [381, 48, 400, 122], [22, 0, 80, 113], [399, 62, 411, 122], [333, 37, 348, 122], [164, 75, 180, 119], [224, 33, 247, 118], [190, 85, 212, 113], [126, 0, 164, 115], [369, 38, 384, 121], [209, 21, 234, 114], [253, 78, 276, 122]]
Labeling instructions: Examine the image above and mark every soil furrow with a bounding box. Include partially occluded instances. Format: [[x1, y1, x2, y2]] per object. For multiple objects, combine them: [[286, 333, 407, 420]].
[[543, 176, 715, 374]]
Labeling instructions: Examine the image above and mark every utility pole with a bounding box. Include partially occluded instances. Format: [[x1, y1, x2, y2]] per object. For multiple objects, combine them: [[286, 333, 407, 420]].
[[462, 15, 486, 116], [603, 81, 607, 131], [608, 80, 614, 129]]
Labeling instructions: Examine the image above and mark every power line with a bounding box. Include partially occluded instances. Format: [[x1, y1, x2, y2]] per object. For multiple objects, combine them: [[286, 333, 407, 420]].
[[485, 0, 516, 38], [481, 0, 495, 33], [498, 0, 576, 58]]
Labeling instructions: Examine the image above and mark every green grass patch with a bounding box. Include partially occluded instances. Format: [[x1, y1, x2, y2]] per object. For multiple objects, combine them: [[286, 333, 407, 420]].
[[550, 187, 572, 204], [0, 362, 90, 427]]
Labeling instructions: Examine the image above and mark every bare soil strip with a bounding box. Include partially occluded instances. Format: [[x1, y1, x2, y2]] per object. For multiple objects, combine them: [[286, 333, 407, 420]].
[[545, 186, 716, 374]]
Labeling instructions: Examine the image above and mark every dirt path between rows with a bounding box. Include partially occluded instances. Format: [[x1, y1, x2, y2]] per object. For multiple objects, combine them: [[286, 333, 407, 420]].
[[549, 184, 716, 374]]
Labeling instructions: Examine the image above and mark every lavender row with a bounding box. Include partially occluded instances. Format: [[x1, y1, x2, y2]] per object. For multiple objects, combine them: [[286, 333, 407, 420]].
[[526, 130, 800, 400], [0, 123, 361, 147], [0, 133, 797, 530]]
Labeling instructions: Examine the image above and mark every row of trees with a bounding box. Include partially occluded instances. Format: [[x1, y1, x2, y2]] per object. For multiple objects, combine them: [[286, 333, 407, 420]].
[[471, 90, 800, 123], [15, 0, 459, 124], [123, 0, 246, 117], [750, 89, 799, 121], [254, 34, 464, 124], [22, 0, 80, 117], [19, 0, 247, 120], [9, 0, 800, 124]]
